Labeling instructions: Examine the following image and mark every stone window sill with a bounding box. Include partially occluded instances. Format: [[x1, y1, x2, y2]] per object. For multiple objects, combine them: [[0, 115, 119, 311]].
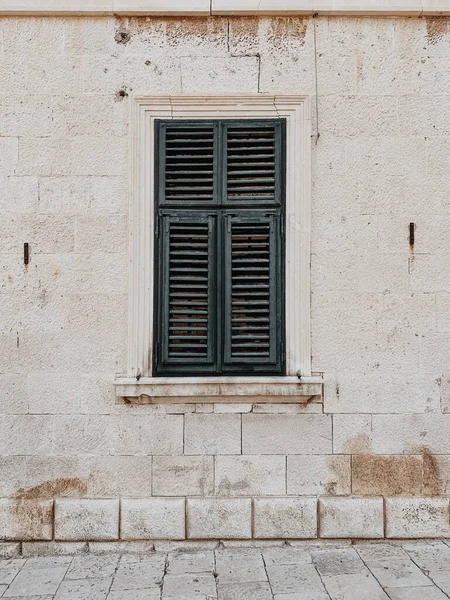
[[115, 376, 323, 403]]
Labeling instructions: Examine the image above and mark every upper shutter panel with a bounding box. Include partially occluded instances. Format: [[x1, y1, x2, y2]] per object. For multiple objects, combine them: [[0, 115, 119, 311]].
[[156, 212, 217, 375], [222, 211, 283, 374], [224, 121, 283, 206], [159, 123, 217, 205]]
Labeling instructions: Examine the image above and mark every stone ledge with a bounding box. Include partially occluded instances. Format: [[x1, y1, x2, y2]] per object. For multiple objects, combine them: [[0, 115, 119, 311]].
[[0, 0, 448, 15], [115, 376, 323, 404], [2, 497, 450, 542]]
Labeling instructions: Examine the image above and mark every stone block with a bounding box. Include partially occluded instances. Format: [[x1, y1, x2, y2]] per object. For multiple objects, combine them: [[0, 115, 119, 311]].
[[352, 455, 424, 496], [423, 455, 450, 496], [121, 498, 185, 540], [254, 498, 317, 539], [88, 541, 156, 555], [0, 457, 26, 497], [24, 215, 76, 254], [0, 138, 18, 176], [187, 498, 252, 539], [357, 55, 423, 96], [252, 402, 323, 414], [0, 416, 53, 456], [347, 136, 426, 178], [81, 53, 182, 96], [428, 137, 450, 175], [328, 17, 394, 56], [327, 372, 439, 415], [0, 375, 28, 415], [0, 95, 65, 137], [64, 293, 126, 339], [260, 52, 315, 95], [139, 415, 184, 455], [194, 403, 214, 413], [53, 415, 111, 456], [58, 94, 127, 137], [386, 498, 450, 538], [288, 455, 351, 496], [63, 18, 117, 54], [109, 414, 183, 456], [38, 176, 126, 215], [0, 499, 53, 541], [21, 456, 91, 500], [75, 215, 127, 253], [216, 456, 286, 496], [319, 498, 384, 539], [357, 252, 409, 294], [242, 415, 332, 454], [87, 456, 153, 498], [214, 404, 252, 413], [16, 137, 71, 176], [55, 499, 119, 541], [0, 177, 38, 214], [319, 95, 399, 138], [180, 56, 259, 94], [153, 456, 213, 496], [371, 415, 450, 455], [0, 543, 21, 559], [184, 414, 241, 455], [312, 133, 348, 176], [22, 541, 88, 556], [70, 135, 126, 176], [27, 372, 113, 416], [310, 252, 359, 294], [332, 415, 373, 454]]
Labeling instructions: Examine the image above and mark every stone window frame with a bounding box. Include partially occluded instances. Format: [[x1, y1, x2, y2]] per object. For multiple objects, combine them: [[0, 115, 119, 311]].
[[115, 95, 322, 402]]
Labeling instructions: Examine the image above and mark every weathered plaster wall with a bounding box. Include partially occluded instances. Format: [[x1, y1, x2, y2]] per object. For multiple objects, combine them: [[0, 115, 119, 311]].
[[1, 15, 450, 543]]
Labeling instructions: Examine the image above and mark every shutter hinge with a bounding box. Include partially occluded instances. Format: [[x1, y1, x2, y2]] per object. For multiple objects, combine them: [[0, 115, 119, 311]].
[[154, 342, 159, 368], [280, 217, 285, 238], [155, 217, 159, 238]]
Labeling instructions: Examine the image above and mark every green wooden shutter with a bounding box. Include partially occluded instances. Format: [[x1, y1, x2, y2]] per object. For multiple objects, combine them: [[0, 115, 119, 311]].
[[222, 211, 283, 374], [154, 118, 285, 377], [155, 212, 217, 375]]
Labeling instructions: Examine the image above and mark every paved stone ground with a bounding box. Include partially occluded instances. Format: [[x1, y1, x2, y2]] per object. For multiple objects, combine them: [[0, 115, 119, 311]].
[[1, 542, 450, 599]]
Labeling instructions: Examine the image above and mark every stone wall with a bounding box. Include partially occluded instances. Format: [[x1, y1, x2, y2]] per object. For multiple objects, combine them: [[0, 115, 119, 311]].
[[1, 14, 450, 542]]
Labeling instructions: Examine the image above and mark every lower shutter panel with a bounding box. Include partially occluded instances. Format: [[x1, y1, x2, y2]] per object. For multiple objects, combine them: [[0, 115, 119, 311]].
[[222, 212, 283, 374], [157, 213, 217, 374]]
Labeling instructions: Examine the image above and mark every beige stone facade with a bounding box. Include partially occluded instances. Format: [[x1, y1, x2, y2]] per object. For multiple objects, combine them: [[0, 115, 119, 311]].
[[1, 12, 450, 543]]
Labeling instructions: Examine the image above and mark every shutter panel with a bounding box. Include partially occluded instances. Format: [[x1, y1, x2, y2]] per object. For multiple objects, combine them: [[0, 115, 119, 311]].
[[224, 121, 284, 206], [156, 212, 217, 375], [158, 122, 217, 205], [222, 211, 283, 374]]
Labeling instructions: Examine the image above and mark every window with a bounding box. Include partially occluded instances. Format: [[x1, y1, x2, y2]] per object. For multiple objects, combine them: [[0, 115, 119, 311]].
[[116, 96, 319, 402], [153, 119, 286, 376]]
